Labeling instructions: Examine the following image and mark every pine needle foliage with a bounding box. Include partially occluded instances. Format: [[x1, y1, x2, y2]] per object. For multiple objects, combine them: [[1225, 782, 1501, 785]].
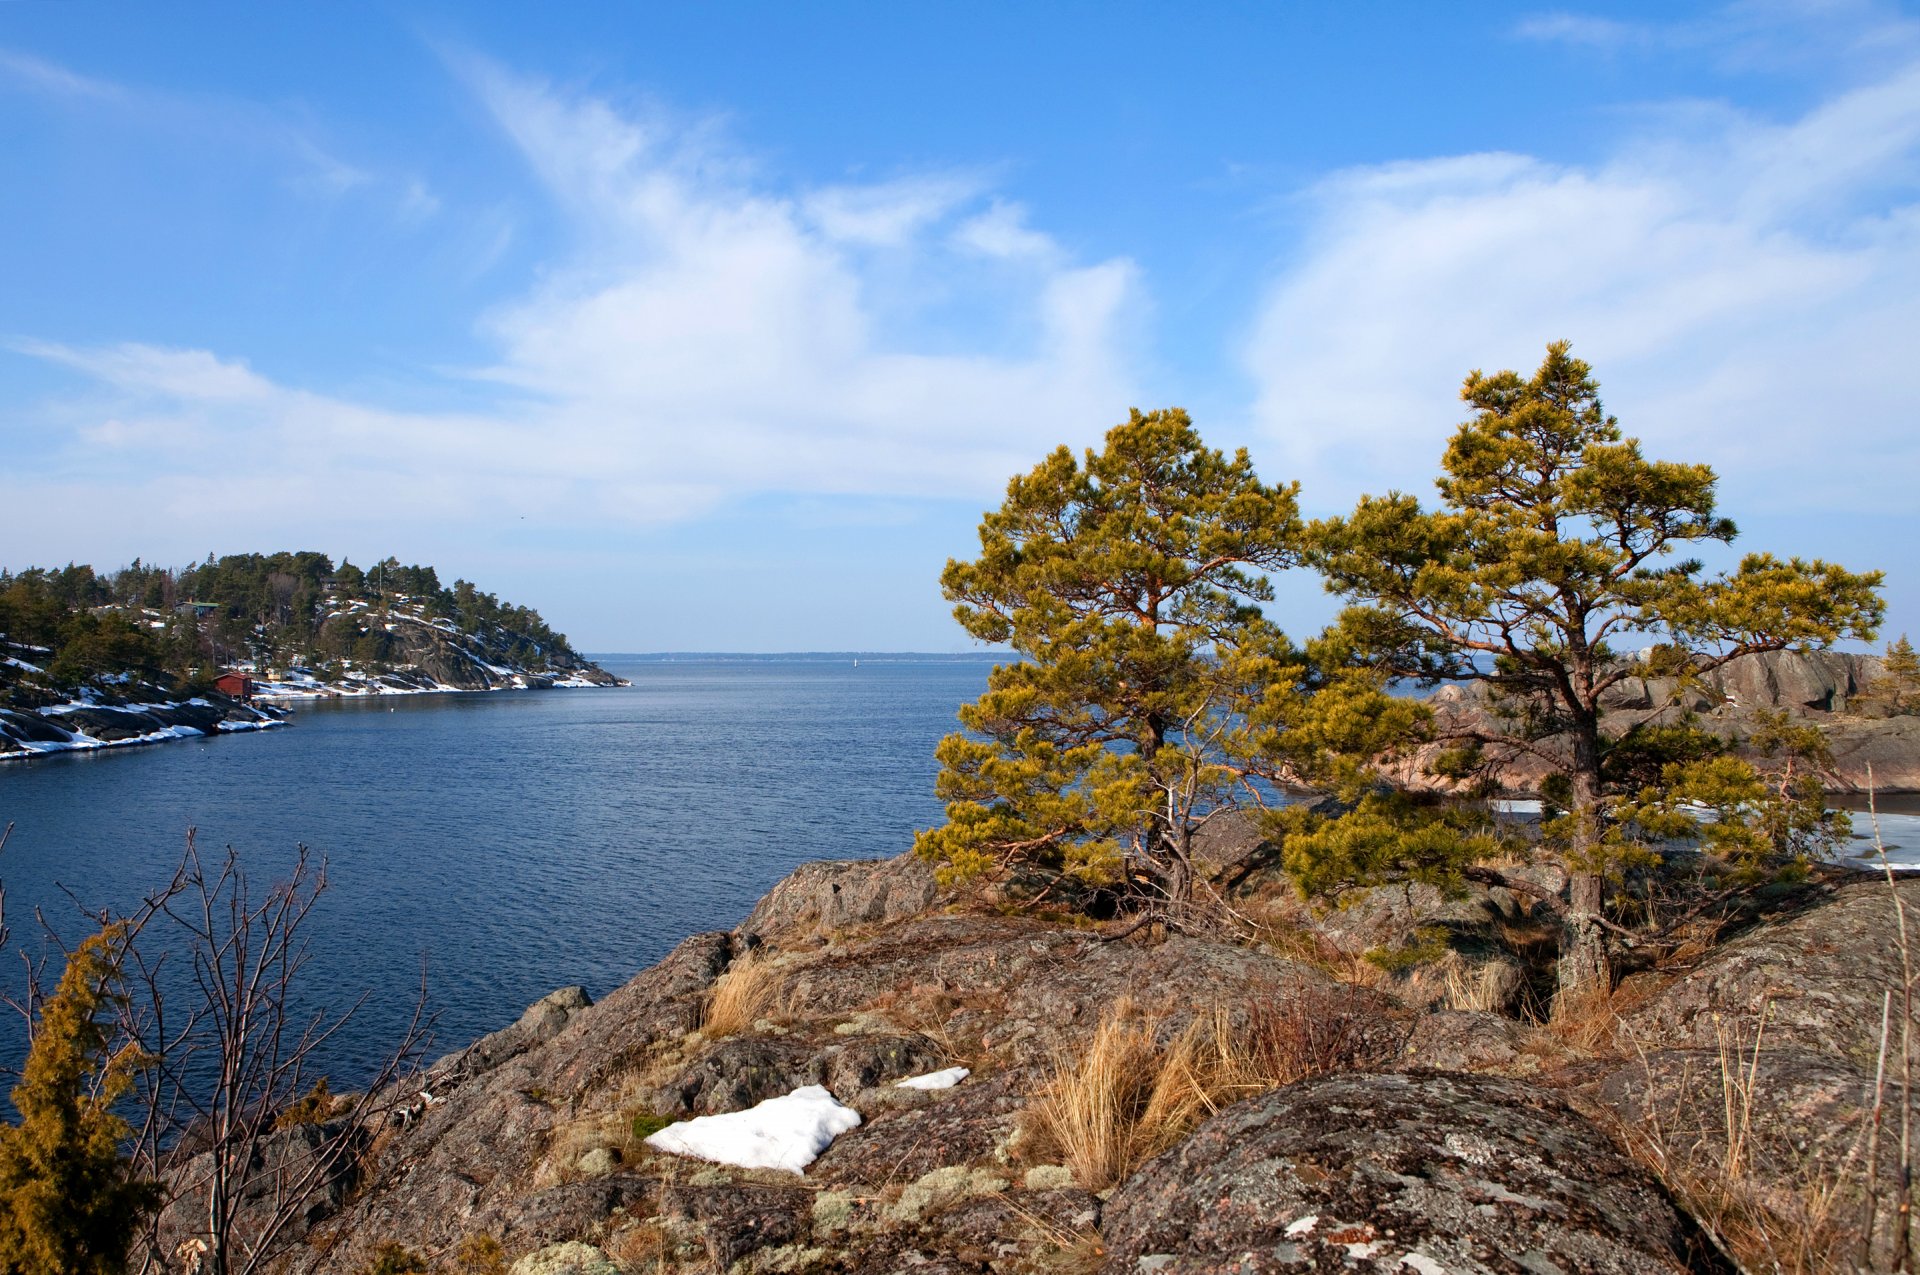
[[916, 408, 1422, 918], [0, 923, 160, 1275], [1303, 341, 1883, 1001]]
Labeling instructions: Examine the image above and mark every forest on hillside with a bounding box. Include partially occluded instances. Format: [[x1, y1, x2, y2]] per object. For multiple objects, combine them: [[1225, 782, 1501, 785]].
[[0, 551, 577, 688]]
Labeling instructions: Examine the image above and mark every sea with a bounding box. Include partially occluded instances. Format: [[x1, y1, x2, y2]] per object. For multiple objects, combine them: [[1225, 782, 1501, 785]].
[[1, 654, 1916, 1087], [0, 656, 997, 1082]]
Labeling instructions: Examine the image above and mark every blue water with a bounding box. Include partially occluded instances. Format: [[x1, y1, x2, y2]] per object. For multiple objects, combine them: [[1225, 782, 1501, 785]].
[[0, 657, 995, 1081]]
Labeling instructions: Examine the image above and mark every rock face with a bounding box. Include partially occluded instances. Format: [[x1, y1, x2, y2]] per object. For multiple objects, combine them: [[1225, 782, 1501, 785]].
[[1408, 648, 1920, 793], [1101, 1071, 1723, 1274], [1596, 1046, 1907, 1271], [272, 854, 1406, 1275], [1590, 875, 1920, 1269], [738, 856, 940, 943], [210, 852, 1920, 1274], [1618, 876, 1920, 1065]]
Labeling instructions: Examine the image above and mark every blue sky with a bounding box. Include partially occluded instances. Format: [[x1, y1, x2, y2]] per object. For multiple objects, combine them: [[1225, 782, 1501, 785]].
[[3, 2, 1917, 652]]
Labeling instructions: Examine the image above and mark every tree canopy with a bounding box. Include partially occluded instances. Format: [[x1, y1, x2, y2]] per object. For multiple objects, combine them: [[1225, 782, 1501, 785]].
[[1303, 341, 1884, 997], [914, 408, 1419, 921]]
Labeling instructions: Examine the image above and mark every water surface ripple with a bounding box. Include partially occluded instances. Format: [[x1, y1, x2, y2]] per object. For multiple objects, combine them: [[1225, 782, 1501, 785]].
[[0, 658, 993, 1080]]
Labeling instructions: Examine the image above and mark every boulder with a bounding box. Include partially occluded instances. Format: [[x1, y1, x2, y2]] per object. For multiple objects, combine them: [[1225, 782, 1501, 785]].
[[738, 855, 939, 942], [1619, 877, 1920, 1069], [436, 985, 593, 1080], [1393, 1010, 1542, 1076], [1101, 1070, 1725, 1274], [1596, 1046, 1904, 1271], [1705, 649, 1872, 714], [1824, 715, 1920, 793]]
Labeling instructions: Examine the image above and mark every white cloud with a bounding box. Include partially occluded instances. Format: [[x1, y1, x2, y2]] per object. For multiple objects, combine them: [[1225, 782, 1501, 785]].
[[1513, 13, 1651, 50], [9, 61, 1142, 550], [1243, 54, 1920, 513], [953, 200, 1058, 261], [0, 47, 126, 100]]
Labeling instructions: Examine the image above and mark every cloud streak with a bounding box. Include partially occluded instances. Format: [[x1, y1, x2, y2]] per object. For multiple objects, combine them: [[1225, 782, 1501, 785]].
[[1243, 49, 1920, 513], [6, 60, 1143, 558]]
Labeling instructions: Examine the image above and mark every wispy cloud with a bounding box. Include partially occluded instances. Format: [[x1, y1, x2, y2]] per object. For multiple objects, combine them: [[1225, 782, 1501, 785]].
[[1513, 12, 1651, 50], [7, 60, 1142, 547], [0, 47, 126, 100], [1, 46, 437, 222], [1243, 32, 1920, 513]]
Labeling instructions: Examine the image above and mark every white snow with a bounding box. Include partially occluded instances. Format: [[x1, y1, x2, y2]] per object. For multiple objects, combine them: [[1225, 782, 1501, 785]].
[[643, 1084, 860, 1174], [894, 1066, 969, 1091], [1284, 1216, 1319, 1237]]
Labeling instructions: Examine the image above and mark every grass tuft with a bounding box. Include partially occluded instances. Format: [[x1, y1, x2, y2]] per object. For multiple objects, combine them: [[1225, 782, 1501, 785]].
[[701, 949, 782, 1038], [1026, 983, 1387, 1191]]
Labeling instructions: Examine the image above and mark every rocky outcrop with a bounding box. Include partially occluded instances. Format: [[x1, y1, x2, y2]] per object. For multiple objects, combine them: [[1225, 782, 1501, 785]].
[[1584, 875, 1920, 1270], [1410, 648, 1920, 793], [0, 687, 285, 759], [195, 853, 1920, 1274], [1617, 876, 1920, 1065], [738, 856, 941, 943], [1596, 1046, 1905, 1271], [1102, 1070, 1725, 1274]]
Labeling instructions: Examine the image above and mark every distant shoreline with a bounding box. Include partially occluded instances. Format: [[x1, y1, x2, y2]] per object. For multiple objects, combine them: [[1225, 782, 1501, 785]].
[[591, 651, 1007, 664]]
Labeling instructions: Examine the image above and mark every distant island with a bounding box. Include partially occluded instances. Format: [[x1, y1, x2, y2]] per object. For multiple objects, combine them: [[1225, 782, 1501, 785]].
[[0, 552, 623, 760]]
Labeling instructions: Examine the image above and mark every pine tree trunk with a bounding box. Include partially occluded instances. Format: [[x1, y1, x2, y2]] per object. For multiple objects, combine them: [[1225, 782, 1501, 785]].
[[1558, 869, 1608, 1003], [1557, 722, 1612, 1006]]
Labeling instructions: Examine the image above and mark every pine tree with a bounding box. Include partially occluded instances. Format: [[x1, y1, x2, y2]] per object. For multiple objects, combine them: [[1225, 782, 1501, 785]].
[[1875, 634, 1920, 715], [0, 924, 160, 1275], [916, 408, 1422, 922], [1304, 342, 1884, 1003]]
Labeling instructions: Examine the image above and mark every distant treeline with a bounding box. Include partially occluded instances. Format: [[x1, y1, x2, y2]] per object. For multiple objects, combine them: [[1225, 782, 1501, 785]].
[[0, 551, 573, 687]]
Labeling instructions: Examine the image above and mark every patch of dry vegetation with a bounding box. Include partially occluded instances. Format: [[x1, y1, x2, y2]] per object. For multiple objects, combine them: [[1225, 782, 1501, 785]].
[[701, 949, 784, 1037], [1608, 1016, 1868, 1274], [1023, 983, 1388, 1191]]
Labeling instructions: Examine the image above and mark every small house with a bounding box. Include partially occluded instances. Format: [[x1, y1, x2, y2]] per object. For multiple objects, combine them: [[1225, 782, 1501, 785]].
[[214, 671, 254, 700]]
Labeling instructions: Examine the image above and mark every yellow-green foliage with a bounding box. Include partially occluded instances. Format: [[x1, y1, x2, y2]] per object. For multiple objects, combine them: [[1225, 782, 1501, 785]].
[[0, 924, 160, 1275], [273, 1076, 333, 1130], [1304, 342, 1883, 996], [1872, 634, 1920, 715], [361, 1241, 428, 1275], [915, 408, 1426, 898], [450, 1234, 506, 1275]]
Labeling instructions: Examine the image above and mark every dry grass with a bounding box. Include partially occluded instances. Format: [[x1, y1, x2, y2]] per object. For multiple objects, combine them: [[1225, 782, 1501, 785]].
[[701, 949, 783, 1037], [1545, 983, 1624, 1053], [1609, 1011, 1866, 1274], [867, 976, 1007, 1069], [1025, 984, 1387, 1191], [601, 1222, 672, 1273]]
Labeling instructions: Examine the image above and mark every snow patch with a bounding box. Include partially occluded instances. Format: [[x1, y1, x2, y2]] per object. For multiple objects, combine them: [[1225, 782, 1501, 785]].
[[643, 1084, 860, 1174], [894, 1066, 969, 1091]]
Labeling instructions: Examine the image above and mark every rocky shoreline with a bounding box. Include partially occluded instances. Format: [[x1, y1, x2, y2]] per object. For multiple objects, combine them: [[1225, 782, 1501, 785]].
[[0, 685, 289, 760], [176, 844, 1919, 1275]]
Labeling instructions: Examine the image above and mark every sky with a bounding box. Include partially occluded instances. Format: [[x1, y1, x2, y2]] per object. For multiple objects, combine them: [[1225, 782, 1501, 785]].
[[2, 2, 1917, 652]]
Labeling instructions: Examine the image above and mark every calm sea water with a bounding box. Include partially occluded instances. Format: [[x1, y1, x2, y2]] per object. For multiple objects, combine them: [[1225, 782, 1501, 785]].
[[0, 657, 994, 1081]]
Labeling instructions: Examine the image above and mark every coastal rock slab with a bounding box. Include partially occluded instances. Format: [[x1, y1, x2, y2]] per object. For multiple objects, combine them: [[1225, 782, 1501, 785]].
[[738, 855, 939, 942], [1619, 877, 1920, 1067], [1100, 1070, 1722, 1274], [1596, 1046, 1902, 1270]]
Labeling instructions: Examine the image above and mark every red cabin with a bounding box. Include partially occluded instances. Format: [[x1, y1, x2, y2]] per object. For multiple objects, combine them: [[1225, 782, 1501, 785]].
[[214, 672, 254, 700]]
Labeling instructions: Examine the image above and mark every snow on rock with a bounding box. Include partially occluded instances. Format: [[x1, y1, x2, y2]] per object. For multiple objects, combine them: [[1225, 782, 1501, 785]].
[[643, 1084, 860, 1174], [893, 1066, 970, 1091]]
